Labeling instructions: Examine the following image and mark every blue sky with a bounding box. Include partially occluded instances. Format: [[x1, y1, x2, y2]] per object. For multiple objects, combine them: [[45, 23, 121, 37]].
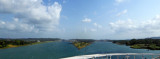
[[1, 0, 160, 39]]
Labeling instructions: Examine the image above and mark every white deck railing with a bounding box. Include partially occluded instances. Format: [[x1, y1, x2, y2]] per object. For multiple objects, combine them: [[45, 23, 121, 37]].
[[61, 53, 160, 59]]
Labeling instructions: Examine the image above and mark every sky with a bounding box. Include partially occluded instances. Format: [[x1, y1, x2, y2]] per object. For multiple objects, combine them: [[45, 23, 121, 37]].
[[1, 0, 160, 39]]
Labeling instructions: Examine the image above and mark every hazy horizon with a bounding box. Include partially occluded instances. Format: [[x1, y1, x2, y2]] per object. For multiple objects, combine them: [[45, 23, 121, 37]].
[[1, 0, 160, 39]]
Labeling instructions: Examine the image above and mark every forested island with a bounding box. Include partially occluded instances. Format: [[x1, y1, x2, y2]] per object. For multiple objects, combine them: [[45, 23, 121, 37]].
[[0, 38, 60, 49], [71, 39, 95, 49], [111, 38, 160, 50]]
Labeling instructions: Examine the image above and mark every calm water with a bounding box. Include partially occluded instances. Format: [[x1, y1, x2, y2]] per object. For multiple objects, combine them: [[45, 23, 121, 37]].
[[0, 41, 160, 59]]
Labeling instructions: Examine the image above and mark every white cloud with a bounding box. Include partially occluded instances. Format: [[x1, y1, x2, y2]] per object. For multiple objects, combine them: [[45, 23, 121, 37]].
[[109, 15, 160, 38], [0, 20, 5, 24], [109, 19, 136, 32], [93, 23, 102, 28], [82, 18, 91, 23], [90, 29, 96, 32], [117, 9, 128, 16], [115, 0, 125, 3], [115, 0, 129, 4], [0, 20, 38, 32], [0, 0, 62, 32], [13, 18, 19, 22]]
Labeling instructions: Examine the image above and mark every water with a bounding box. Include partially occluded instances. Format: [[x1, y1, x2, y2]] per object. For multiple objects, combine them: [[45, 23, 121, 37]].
[[0, 41, 160, 59]]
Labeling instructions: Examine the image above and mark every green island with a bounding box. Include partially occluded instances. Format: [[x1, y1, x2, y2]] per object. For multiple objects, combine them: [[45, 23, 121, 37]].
[[0, 38, 60, 49], [111, 38, 160, 50], [71, 39, 95, 49]]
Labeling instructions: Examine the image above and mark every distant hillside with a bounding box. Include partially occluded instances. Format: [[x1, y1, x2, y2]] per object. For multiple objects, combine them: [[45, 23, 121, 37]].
[[150, 37, 160, 39], [0, 38, 61, 42], [111, 38, 160, 50]]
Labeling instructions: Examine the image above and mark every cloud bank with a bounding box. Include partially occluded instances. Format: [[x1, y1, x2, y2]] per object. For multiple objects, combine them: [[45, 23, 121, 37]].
[[0, 0, 62, 32], [82, 18, 92, 23], [117, 9, 128, 16], [109, 15, 160, 38]]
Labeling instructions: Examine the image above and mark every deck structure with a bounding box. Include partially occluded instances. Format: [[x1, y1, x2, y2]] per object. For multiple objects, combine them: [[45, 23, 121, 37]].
[[61, 53, 160, 59]]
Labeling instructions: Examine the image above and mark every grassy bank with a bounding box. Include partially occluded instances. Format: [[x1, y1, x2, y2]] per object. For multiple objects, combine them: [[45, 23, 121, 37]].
[[0, 41, 54, 49], [111, 39, 160, 50], [71, 39, 95, 49], [130, 44, 160, 50], [73, 42, 91, 49]]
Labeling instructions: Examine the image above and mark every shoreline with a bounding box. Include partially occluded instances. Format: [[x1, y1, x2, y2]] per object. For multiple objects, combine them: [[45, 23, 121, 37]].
[[72, 42, 94, 49], [0, 41, 54, 49], [72, 42, 90, 49], [113, 42, 160, 50]]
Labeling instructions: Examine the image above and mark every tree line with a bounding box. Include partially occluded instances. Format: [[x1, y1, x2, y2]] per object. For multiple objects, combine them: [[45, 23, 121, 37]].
[[0, 40, 34, 48], [112, 38, 160, 46]]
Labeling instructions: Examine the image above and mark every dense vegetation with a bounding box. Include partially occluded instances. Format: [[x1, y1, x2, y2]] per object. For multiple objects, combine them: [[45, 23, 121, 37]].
[[73, 42, 89, 49], [0, 38, 60, 48], [0, 40, 33, 48], [71, 39, 95, 49], [112, 38, 160, 50]]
